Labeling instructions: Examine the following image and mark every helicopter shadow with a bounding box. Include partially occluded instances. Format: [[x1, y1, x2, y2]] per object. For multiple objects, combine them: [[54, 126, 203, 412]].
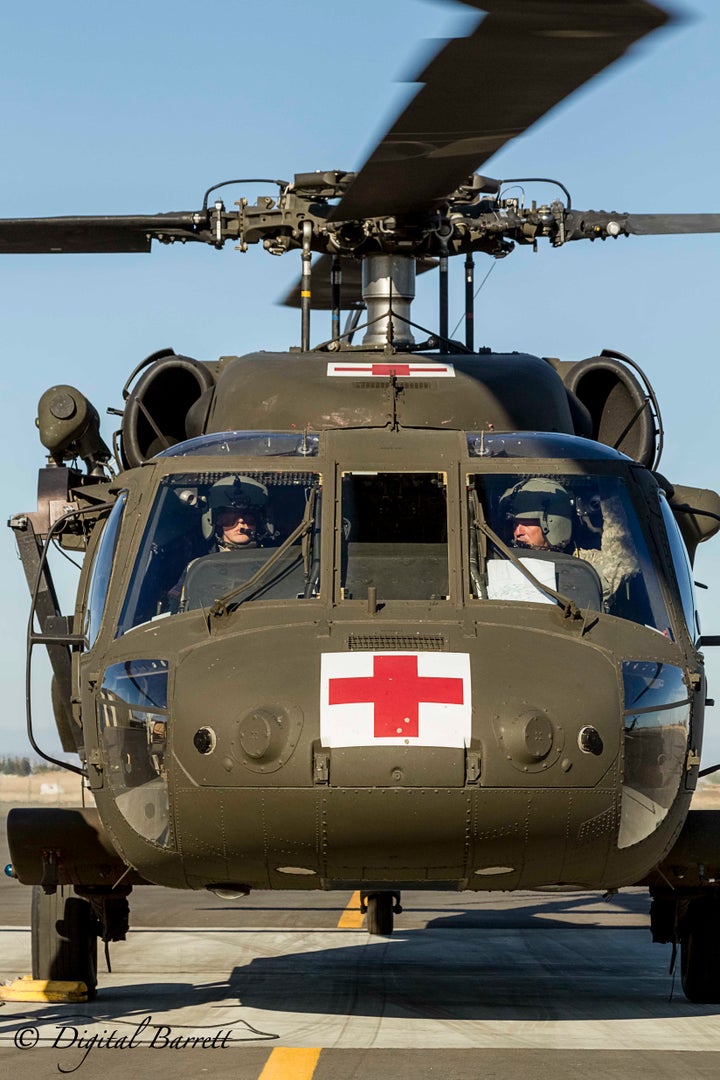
[[100, 894, 720, 1024], [0, 892, 717, 1029], [0, 929, 716, 1033], [420, 889, 651, 929], [214, 922, 717, 1024]]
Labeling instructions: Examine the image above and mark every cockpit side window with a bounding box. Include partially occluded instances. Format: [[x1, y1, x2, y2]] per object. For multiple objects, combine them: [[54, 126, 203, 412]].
[[468, 472, 672, 633], [116, 470, 322, 635], [658, 491, 700, 642], [340, 472, 448, 600], [84, 492, 127, 647]]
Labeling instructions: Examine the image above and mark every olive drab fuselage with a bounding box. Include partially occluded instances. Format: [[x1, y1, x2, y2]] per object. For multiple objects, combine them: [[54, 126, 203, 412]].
[[70, 352, 706, 896]]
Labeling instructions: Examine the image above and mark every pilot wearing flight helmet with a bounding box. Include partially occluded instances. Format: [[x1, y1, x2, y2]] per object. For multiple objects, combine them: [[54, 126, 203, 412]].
[[500, 478, 575, 552], [168, 475, 271, 612], [201, 475, 271, 551], [497, 477, 636, 609]]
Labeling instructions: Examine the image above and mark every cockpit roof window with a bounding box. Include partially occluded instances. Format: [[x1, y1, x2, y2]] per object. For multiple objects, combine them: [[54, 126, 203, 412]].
[[156, 431, 320, 458], [467, 432, 631, 461]]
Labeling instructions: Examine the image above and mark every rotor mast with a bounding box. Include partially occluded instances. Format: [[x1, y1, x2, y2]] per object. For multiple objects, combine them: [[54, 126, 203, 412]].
[[361, 255, 416, 347]]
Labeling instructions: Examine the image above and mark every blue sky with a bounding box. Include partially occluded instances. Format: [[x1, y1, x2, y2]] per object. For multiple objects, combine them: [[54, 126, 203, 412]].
[[1, 0, 719, 761]]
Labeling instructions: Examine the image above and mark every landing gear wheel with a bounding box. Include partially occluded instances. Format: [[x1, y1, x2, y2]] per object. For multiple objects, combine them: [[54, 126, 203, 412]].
[[31, 885, 98, 998], [680, 895, 720, 1003], [364, 891, 402, 936]]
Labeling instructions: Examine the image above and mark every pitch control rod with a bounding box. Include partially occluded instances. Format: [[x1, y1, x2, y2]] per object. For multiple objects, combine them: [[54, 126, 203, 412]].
[[301, 220, 313, 351], [464, 253, 475, 352], [438, 249, 449, 353], [331, 255, 342, 342]]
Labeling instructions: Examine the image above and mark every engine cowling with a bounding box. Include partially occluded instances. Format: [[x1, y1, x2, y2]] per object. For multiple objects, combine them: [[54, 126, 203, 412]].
[[558, 352, 657, 467], [120, 351, 216, 468]]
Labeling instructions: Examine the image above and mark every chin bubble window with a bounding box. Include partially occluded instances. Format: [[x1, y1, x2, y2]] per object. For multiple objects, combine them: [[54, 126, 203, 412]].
[[96, 659, 171, 848], [618, 661, 690, 849]]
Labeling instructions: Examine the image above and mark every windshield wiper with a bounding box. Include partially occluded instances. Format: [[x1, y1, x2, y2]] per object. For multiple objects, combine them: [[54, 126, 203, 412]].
[[302, 487, 321, 598], [468, 489, 488, 599], [472, 516, 583, 621]]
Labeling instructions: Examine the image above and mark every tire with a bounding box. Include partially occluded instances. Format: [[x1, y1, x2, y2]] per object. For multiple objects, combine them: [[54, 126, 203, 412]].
[[680, 896, 720, 1004], [31, 886, 98, 998], [366, 892, 394, 936]]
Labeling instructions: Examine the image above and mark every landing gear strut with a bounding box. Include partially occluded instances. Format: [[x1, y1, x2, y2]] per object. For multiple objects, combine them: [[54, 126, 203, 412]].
[[31, 885, 99, 998], [679, 893, 720, 1004], [651, 886, 720, 1003], [360, 890, 402, 936]]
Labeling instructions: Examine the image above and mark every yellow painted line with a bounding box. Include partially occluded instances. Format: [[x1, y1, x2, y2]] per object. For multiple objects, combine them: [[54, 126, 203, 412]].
[[0, 976, 88, 1002], [337, 888, 364, 928], [258, 1047, 321, 1079]]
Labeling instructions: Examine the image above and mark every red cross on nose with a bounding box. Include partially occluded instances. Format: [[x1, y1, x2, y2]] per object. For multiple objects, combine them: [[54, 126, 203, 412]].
[[328, 654, 464, 738]]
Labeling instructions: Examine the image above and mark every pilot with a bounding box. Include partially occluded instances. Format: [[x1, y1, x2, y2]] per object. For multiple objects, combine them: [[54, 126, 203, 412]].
[[201, 475, 271, 551], [168, 476, 271, 611], [497, 477, 637, 611], [499, 478, 575, 552]]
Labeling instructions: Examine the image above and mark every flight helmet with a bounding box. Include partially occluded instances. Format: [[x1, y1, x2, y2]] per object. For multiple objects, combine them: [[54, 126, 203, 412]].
[[499, 478, 574, 550], [201, 475, 269, 541]]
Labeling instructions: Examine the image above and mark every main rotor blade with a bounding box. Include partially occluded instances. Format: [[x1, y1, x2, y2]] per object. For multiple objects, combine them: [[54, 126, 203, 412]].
[[622, 213, 720, 236], [279, 254, 438, 309], [332, 0, 670, 223], [563, 210, 720, 242], [0, 213, 204, 253]]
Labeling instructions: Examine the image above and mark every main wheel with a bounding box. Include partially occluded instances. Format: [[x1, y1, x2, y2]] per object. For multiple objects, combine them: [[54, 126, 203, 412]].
[[680, 896, 720, 1003], [366, 892, 394, 936], [31, 886, 98, 998]]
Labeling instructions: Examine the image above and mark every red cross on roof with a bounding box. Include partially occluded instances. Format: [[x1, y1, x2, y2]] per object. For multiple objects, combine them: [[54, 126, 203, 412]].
[[332, 363, 450, 376]]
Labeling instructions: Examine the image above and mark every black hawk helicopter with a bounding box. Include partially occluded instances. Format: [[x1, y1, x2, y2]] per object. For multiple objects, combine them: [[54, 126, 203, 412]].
[[4, 0, 720, 1004]]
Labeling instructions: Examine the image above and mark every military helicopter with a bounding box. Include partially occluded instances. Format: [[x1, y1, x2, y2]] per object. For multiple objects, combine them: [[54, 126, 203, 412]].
[[4, 0, 720, 1006]]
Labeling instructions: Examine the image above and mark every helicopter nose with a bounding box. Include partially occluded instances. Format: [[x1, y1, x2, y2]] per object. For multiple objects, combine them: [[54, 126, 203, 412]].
[[473, 621, 622, 789]]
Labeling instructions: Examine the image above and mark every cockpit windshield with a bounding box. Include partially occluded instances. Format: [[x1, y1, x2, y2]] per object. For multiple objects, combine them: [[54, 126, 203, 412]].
[[469, 471, 673, 634], [116, 469, 322, 635]]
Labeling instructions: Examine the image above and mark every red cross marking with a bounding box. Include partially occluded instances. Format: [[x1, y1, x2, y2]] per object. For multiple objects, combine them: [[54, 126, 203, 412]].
[[333, 363, 449, 376], [328, 654, 464, 738]]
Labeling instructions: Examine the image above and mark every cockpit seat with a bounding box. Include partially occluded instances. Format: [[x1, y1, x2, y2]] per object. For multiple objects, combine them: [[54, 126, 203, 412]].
[[520, 549, 604, 611]]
